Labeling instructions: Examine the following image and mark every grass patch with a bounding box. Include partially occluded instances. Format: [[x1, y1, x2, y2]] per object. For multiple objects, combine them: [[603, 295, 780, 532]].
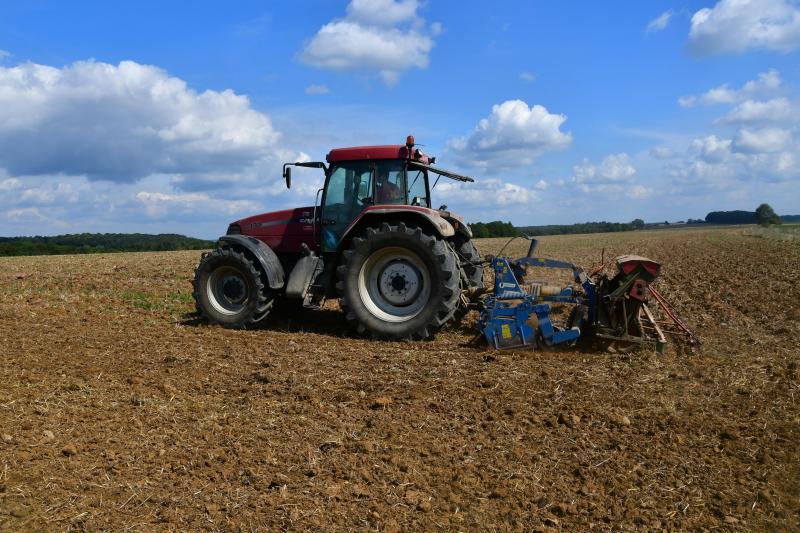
[[122, 290, 156, 310], [170, 292, 195, 304], [121, 289, 194, 313]]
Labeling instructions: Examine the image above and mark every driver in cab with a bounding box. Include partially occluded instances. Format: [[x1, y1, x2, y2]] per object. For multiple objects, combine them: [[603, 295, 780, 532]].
[[375, 172, 403, 204]]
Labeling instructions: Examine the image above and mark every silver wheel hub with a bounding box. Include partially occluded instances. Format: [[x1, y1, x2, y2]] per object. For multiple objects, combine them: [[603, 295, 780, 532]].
[[207, 266, 250, 315], [358, 247, 431, 323], [379, 262, 421, 306]]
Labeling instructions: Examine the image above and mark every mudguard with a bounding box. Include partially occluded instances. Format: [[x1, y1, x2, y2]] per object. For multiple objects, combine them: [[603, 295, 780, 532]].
[[219, 235, 285, 289], [339, 206, 455, 247]]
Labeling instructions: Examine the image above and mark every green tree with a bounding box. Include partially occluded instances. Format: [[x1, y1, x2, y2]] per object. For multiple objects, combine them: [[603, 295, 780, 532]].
[[631, 218, 645, 230], [467, 221, 518, 238], [755, 203, 781, 226], [470, 223, 489, 238]]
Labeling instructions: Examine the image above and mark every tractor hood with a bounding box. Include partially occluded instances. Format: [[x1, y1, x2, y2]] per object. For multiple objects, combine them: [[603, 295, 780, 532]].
[[228, 207, 315, 253], [231, 207, 314, 234]]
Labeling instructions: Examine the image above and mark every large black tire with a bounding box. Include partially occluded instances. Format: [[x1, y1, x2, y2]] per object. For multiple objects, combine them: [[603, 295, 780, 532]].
[[193, 247, 273, 329], [457, 239, 484, 289], [337, 222, 460, 340], [448, 239, 484, 325]]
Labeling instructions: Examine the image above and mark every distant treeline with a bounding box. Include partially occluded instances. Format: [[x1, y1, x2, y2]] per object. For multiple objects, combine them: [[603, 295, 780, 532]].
[[518, 219, 646, 236], [705, 210, 758, 224], [471, 219, 647, 238], [705, 210, 799, 224], [471, 208, 799, 239], [468, 221, 519, 238], [0, 233, 214, 257]]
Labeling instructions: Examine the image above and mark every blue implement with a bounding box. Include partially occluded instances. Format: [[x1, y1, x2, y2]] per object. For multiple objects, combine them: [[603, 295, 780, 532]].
[[479, 256, 582, 350]]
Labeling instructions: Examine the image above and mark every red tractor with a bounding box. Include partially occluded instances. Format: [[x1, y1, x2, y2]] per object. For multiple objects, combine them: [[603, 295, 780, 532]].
[[192, 136, 484, 340]]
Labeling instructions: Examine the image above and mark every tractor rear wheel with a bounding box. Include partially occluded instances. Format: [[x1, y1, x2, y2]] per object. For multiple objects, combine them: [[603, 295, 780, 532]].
[[193, 247, 273, 328], [458, 239, 484, 289], [450, 239, 484, 325], [337, 222, 460, 340]]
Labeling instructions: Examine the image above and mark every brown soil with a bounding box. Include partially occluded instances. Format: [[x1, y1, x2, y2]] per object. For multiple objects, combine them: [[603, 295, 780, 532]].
[[0, 227, 798, 531]]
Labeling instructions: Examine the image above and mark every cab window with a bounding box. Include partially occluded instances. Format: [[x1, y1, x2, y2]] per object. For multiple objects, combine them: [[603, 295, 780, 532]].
[[374, 160, 406, 205], [407, 168, 429, 207]]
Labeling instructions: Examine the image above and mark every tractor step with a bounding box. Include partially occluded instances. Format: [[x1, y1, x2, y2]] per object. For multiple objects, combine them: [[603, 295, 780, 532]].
[[285, 253, 323, 300]]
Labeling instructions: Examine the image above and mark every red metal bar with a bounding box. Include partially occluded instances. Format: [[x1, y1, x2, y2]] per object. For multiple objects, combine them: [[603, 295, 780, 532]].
[[648, 286, 699, 345]]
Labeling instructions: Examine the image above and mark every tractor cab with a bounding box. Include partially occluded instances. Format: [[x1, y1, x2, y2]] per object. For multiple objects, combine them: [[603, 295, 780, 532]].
[[282, 136, 473, 253]]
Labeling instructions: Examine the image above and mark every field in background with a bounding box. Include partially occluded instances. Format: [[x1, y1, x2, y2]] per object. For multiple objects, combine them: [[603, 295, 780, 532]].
[[743, 223, 800, 241], [0, 227, 798, 530]]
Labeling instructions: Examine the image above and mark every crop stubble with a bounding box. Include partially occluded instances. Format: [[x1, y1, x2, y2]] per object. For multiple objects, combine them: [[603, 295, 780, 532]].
[[0, 227, 798, 531]]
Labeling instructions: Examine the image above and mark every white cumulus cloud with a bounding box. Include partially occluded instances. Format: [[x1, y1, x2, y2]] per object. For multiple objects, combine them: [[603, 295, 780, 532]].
[[300, 0, 438, 85], [733, 127, 793, 152], [717, 97, 795, 124], [679, 69, 781, 107], [135, 191, 259, 217], [447, 99, 572, 169], [0, 60, 280, 184], [435, 178, 541, 207], [666, 70, 800, 197], [691, 135, 734, 162], [689, 0, 800, 55], [669, 132, 799, 189], [572, 153, 637, 183], [679, 86, 738, 108], [570, 153, 647, 198]]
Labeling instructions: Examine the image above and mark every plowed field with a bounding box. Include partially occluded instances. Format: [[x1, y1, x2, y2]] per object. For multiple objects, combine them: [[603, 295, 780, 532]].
[[1, 227, 798, 531]]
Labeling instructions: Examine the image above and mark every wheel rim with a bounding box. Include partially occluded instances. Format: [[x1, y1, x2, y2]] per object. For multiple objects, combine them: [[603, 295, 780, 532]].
[[358, 246, 431, 323], [207, 266, 250, 315]]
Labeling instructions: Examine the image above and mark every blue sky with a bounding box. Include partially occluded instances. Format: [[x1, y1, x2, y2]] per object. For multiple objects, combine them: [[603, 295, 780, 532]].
[[1, 0, 799, 238]]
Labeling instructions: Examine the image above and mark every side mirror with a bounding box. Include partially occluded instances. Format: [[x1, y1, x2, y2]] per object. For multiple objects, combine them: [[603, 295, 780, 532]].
[[284, 166, 292, 189]]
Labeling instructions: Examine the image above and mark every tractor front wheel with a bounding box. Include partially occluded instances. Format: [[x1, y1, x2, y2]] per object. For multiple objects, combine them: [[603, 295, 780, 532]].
[[337, 223, 460, 340], [193, 247, 273, 328]]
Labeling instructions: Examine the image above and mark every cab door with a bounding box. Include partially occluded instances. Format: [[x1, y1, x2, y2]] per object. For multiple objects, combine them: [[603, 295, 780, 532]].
[[320, 161, 374, 252]]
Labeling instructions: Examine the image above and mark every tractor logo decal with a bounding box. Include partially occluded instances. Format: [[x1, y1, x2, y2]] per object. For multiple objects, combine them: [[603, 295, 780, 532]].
[[249, 219, 292, 229]]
